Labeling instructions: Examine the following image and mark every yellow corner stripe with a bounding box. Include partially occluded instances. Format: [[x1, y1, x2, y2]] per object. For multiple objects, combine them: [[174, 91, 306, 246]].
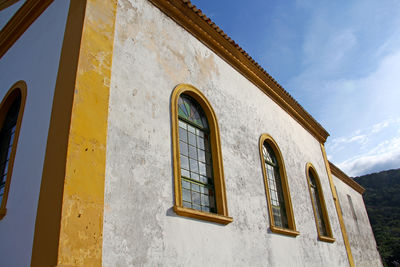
[[321, 143, 354, 267], [56, 0, 117, 266]]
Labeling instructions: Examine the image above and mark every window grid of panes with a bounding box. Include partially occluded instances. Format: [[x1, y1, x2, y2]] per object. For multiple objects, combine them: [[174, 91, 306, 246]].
[[178, 95, 216, 213], [309, 171, 328, 236], [0, 97, 20, 204], [263, 143, 288, 228]]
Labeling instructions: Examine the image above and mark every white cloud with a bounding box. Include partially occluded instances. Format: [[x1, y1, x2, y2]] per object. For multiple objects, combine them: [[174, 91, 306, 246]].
[[371, 121, 390, 133], [328, 133, 368, 151], [327, 117, 400, 175], [337, 137, 400, 176]]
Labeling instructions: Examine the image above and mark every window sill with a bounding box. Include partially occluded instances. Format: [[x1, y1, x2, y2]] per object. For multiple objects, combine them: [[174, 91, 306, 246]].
[[173, 205, 233, 225], [270, 225, 300, 237], [318, 235, 335, 243], [0, 208, 6, 220]]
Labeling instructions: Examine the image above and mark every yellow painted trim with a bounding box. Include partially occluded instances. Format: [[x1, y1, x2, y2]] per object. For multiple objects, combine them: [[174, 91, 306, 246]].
[[305, 162, 335, 243], [31, 1, 88, 266], [329, 161, 365, 194], [0, 80, 27, 220], [55, 0, 118, 266], [259, 134, 299, 236], [0, 0, 53, 58], [321, 143, 354, 267], [0, 0, 19, 11], [171, 84, 232, 224], [31, 0, 117, 266]]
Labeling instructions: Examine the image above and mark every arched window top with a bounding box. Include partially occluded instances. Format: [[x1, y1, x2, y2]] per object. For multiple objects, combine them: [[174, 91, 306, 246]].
[[178, 94, 208, 130], [306, 163, 334, 242], [0, 81, 27, 220], [262, 142, 278, 167], [259, 134, 298, 236], [171, 84, 232, 225]]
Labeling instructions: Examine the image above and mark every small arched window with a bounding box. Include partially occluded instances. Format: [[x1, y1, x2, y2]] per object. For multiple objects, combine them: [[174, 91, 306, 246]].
[[259, 134, 298, 236], [171, 84, 232, 225], [0, 81, 26, 220], [306, 163, 334, 242]]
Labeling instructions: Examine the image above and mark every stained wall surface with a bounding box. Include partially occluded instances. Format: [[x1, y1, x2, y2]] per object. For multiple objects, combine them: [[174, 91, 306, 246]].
[[103, 0, 350, 266], [0, 1, 69, 266], [333, 176, 383, 267]]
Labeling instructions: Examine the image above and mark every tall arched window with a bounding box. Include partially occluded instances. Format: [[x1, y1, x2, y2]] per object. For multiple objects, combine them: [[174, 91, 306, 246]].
[[259, 134, 298, 236], [171, 84, 232, 225], [306, 163, 334, 242], [0, 81, 27, 220]]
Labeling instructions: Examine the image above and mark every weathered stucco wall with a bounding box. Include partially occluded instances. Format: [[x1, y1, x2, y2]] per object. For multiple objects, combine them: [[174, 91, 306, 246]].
[[104, 0, 350, 266], [0, 1, 70, 266], [333, 175, 383, 267]]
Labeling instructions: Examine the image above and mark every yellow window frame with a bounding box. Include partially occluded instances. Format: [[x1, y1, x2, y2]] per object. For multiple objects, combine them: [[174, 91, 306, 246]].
[[0, 80, 27, 220], [305, 162, 335, 242], [259, 134, 298, 236], [171, 84, 232, 225]]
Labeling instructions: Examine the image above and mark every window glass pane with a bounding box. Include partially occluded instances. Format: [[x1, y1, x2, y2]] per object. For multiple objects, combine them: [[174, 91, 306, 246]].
[[193, 204, 201, 211], [189, 158, 198, 173], [192, 192, 201, 205], [182, 180, 190, 189], [178, 120, 187, 129], [202, 206, 210, 212], [199, 162, 206, 176], [190, 172, 199, 181], [178, 94, 216, 214], [0, 95, 21, 205], [309, 170, 328, 236], [198, 149, 206, 163], [180, 141, 188, 156], [200, 175, 208, 184], [188, 132, 196, 146], [181, 169, 190, 178], [179, 127, 187, 142], [182, 189, 191, 202], [263, 141, 289, 229], [188, 145, 197, 159], [197, 136, 205, 150], [196, 129, 204, 137], [180, 156, 189, 170], [191, 183, 200, 192], [187, 125, 196, 134]]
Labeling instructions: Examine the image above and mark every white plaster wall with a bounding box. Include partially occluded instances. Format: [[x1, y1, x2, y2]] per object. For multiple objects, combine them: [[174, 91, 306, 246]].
[[0, 1, 69, 266], [104, 0, 349, 266], [333, 176, 383, 267]]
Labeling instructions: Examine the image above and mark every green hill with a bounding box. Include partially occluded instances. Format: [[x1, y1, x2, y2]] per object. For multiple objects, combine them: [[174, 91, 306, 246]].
[[354, 168, 400, 266]]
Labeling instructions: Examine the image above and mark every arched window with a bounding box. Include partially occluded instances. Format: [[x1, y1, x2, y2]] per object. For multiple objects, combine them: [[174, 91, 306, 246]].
[[0, 81, 26, 220], [259, 134, 298, 236], [306, 163, 334, 242], [171, 84, 232, 225]]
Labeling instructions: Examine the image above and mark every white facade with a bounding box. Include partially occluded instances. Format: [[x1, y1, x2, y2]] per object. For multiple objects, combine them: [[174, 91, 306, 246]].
[[0, 0, 382, 266], [103, 0, 348, 266], [0, 1, 70, 266], [333, 175, 383, 267]]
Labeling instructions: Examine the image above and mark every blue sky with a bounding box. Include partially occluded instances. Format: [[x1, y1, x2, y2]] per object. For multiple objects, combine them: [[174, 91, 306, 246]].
[[191, 0, 400, 176]]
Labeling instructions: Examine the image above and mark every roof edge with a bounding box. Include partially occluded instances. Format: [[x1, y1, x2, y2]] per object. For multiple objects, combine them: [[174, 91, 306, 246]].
[[147, 0, 330, 143], [329, 161, 365, 194]]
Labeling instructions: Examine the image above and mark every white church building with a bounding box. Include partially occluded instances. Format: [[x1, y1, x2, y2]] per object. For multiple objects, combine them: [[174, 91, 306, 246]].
[[0, 0, 382, 266]]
